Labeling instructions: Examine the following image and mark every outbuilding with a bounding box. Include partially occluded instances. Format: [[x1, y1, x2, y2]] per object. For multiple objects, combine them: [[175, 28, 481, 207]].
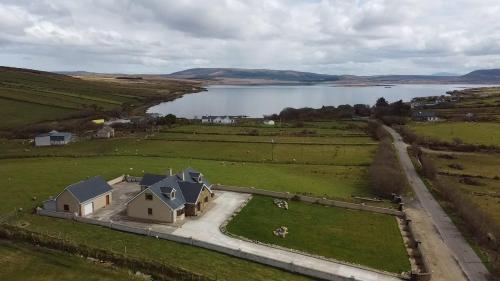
[[55, 176, 113, 216], [35, 130, 72, 146], [94, 126, 115, 139]]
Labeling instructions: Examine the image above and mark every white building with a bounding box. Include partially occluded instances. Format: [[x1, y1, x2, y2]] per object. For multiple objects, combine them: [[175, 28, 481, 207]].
[[35, 131, 72, 146], [263, 120, 275, 126], [201, 116, 235, 124]]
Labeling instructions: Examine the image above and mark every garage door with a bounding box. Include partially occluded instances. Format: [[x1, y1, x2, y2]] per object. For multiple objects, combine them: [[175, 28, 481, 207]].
[[82, 202, 93, 216]]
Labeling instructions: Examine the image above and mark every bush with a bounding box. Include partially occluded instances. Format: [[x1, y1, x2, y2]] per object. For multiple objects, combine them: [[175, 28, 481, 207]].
[[420, 154, 437, 180], [369, 139, 407, 197], [448, 163, 464, 170]]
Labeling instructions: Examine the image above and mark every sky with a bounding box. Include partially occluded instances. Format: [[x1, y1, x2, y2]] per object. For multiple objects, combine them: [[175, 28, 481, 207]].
[[1, 0, 500, 75]]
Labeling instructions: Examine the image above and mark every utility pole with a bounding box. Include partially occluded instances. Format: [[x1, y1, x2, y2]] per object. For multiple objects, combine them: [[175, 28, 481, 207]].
[[271, 139, 275, 161]]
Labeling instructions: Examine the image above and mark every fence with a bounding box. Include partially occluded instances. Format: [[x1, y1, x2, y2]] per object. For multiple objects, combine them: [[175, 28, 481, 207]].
[[37, 208, 401, 281], [402, 213, 432, 281], [213, 185, 404, 217]]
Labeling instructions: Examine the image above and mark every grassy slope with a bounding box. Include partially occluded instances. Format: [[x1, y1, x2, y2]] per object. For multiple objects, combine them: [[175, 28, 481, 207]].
[[408, 122, 500, 146], [0, 67, 197, 129], [226, 196, 410, 274], [0, 240, 141, 281], [0, 99, 74, 129]]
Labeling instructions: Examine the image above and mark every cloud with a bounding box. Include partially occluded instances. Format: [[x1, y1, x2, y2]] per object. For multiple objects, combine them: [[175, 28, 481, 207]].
[[0, 0, 499, 74]]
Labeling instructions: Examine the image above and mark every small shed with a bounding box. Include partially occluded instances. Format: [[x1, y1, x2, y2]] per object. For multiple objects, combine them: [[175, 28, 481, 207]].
[[35, 131, 72, 146], [55, 176, 113, 216], [94, 126, 115, 139]]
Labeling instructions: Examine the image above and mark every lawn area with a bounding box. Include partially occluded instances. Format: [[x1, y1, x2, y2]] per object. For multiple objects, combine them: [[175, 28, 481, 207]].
[[0, 156, 369, 214], [5, 138, 375, 166], [428, 152, 500, 179], [408, 122, 500, 146], [226, 196, 410, 274], [0, 98, 75, 129], [0, 240, 141, 281]]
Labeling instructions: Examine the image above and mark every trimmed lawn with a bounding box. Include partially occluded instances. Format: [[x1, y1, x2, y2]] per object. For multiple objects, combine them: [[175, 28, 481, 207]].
[[0, 240, 141, 281], [226, 196, 410, 274], [408, 122, 500, 146]]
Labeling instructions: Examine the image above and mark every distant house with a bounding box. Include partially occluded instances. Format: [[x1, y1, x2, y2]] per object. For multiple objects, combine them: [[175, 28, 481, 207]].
[[412, 111, 439, 122], [53, 176, 112, 216], [127, 168, 214, 223], [104, 118, 131, 126], [94, 126, 115, 139], [263, 120, 275, 126], [35, 130, 72, 146], [201, 116, 235, 124]]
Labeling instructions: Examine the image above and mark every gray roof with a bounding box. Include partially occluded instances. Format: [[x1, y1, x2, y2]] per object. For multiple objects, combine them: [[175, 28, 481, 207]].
[[65, 176, 112, 203], [177, 167, 212, 188], [139, 173, 166, 187], [178, 181, 205, 204], [149, 176, 186, 210], [37, 130, 72, 139]]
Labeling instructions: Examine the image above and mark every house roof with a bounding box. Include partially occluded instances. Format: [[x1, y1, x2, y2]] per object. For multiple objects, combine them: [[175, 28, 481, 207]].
[[64, 176, 112, 203], [139, 173, 166, 187], [412, 111, 437, 118], [178, 182, 205, 204], [149, 176, 186, 210], [36, 130, 72, 139], [177, 167, 212, 188]]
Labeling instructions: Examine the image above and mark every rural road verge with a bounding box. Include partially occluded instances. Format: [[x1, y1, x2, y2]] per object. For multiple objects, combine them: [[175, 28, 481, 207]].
[[384, 125, 489, 281]]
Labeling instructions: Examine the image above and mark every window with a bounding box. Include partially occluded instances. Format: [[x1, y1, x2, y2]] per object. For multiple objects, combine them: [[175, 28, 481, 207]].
[[63, 204, 69, 211], [145, 193, 153, 200], [147, 208, 153, 215]]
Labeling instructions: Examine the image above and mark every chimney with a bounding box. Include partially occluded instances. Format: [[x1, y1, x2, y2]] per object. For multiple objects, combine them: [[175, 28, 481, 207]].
[[169, 168, 173, 176], [182, 172, 185, 181]]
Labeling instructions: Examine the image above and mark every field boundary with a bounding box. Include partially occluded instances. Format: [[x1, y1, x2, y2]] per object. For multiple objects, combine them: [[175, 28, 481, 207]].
[[146, 137, 378, 146], [213, 184, 403, 216], [36, 208, 402, 281]]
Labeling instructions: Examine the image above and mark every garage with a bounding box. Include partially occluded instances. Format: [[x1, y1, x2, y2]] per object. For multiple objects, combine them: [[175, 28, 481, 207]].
[[82, 202, 94, 216]]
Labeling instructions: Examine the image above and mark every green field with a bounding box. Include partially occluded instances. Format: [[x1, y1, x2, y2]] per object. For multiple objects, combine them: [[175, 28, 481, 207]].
[[0, 67, 199, 129], [0, 240, 141, 281], [0, 156, 369, 214], [408, 122, 500, 146], [226, 196, 410, 273]]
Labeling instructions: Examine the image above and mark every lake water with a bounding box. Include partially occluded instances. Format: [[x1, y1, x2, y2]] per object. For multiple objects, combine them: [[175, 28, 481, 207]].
[[147, 84, 494, 118]]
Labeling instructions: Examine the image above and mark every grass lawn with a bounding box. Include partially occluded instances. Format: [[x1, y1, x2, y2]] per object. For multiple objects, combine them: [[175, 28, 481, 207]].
[[0, 240, 141, 281], [5, 138, 375, 166], [0, 98, 75, 129], [226, 196, 410, 274], [0, 156, 369, 215], [408, 122, 500, 146], [428, 152, 500, 179]]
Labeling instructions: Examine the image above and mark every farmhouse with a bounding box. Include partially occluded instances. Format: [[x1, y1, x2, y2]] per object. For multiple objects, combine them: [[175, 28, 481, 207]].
[[94, 126, 115, 139], [53, 176, 112, 216], [35, 130, 72, 146], [127, 168, 214, 223], [412, 111, 439, 122], [201, 115, 236, 124]]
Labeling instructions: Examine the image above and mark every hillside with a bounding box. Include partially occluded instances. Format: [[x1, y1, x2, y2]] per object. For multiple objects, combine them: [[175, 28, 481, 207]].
[[0, 66, 202, 130], [168, 68, 340, 83], [167, 67, 500, 85]]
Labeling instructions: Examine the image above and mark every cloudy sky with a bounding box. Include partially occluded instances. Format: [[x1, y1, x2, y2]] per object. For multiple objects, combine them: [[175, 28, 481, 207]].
[[1, 0, 500, 75]]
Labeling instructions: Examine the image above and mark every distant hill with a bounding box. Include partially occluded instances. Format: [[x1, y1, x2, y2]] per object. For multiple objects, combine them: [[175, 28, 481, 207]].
[[460, 69, 500, 83], [166, 67, 500, 84], [168, 68, 340, 83]]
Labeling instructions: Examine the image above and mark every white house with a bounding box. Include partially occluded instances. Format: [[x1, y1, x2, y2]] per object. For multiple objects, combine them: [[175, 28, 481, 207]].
[[263, 120, 275, 126], [201, 116, 235, 124], [94, 126, 115, 139], [35, 131, 72, 146]]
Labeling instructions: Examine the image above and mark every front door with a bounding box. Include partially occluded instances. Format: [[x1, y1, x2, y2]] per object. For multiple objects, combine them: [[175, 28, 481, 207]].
[[105, 195, 110, 205]]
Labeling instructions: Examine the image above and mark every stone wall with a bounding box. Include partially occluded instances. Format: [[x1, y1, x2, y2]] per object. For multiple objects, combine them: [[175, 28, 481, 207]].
[[213, 184, 404, 217]]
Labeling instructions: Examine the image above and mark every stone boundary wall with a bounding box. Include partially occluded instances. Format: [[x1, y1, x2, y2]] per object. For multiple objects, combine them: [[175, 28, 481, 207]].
[[213, 184, 404, 217], [402, 213, 432, 281], [107, 175, 125, 186], [37, 209, 400, 281]]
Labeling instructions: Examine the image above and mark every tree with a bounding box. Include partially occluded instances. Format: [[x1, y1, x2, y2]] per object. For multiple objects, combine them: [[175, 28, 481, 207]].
[[376, 97, 389, 108]]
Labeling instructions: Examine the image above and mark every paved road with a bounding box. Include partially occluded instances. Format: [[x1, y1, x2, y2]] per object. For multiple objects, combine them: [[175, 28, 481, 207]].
[[384, 125, 489, 281]]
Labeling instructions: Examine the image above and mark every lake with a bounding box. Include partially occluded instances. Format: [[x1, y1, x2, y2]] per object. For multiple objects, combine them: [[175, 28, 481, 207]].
[[147, 84, 493, 118]]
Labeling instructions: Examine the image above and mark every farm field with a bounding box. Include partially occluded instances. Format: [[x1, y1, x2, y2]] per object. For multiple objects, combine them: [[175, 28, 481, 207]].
[[0, 156, 369, 214], [408, 122, 500, 146], [0, 240, 141, 281], [0, 98, 74, 129], [226, 195, 410, 274], [0, 67, 201, 129]]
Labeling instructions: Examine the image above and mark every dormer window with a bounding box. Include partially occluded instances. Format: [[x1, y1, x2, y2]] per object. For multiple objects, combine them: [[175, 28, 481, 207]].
[[160, 186, 175, 199], [171, 190, 176, 199]]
